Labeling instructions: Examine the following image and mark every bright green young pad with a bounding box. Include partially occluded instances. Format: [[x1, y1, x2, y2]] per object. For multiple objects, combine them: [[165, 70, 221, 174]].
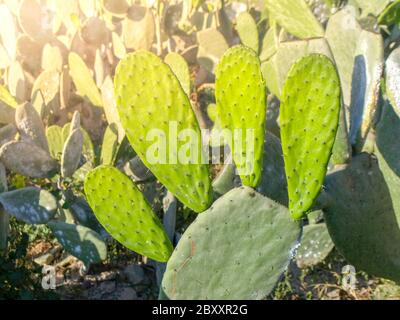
[[84, 166, 173, 262], [264, 0, 324, 39], [0, 187, 57, 225], [280, 54, 340, 220], [48, 221, 107, 268], [215, 45, 266, 188], [161, 186, 301, 300], [114, 51, 212, 213]]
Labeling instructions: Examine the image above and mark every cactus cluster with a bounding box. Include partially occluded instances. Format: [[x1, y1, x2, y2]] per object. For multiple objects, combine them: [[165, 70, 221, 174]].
[[1, 0, 400, 301]]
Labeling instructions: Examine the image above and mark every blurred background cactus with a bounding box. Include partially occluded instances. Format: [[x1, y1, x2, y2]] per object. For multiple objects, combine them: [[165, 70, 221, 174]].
[[0, 0, 400, 300]]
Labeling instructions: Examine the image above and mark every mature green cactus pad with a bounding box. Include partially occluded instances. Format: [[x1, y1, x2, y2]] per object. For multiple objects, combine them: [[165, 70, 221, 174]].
[[236, 12, 259, 53], [325, 6, 361, 110], [62, 123, 95, 166], [280, 54, 340, 219], [0, 187, 57, 225], [68, 52, 103, 107], [264, 0, 324, 39], [215, 45, 266, 187], [15, 102, 49, 152], [61, 129, 83, 178], [165, 52, 191, 97], [296, 223, 334, 268], [48, 221, 107, 268], [46, 125, 64, 160], [385, 47, 400, 118], [84, 166, 173, 262], [114, 51, 212, 213], [262, 38, 334, 98], [41, 44, 63, 72], [197, 28, 229, 73], [101, 76, 124, 140], [0, 141, 58, 178], [31, 69, 61, 118], [324, 154, 400, 282], [69, 196, 105, 236], [212, 159, 239, 198], [349, 31, 384, 145], [122, 5, 155, 51], [161, 186, 301, 300], [355, 0, 391, 17], [258, 132, 288, 206]]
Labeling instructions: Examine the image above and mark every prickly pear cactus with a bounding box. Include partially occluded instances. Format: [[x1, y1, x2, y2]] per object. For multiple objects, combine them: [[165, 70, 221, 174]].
[[84, 166, 173, 262], [0, 124, 17, 147], [385, 47, 400, 118], [15, 102, 49, 152], [324, 154, 400, 282], [69, 52, 103, 107], [296, 223, 334, 268], [46, 125, 64, 160], [48, 221, 107, 268], [161, 187, 301, 300], [0, 187, 57, 225], [236, 12, 259, 53], [61, 112, 83, 178], [280, 54, 341, 219], [114, 51, 212, 213], [264, 0, 324, 39], [164, 52, 191, 97], [215, 45, 266, 188], [0, 140, 58, 178], [100, 124, 119, 166]]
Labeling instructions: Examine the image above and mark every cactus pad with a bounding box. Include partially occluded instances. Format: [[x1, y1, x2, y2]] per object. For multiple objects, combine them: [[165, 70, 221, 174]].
[[236, 12, 259, 53], [48, 221, 107, 268], [114, 51, 212, 213], [69, 52, 103, 107], [161, 186, 301, 300], [280, 54, 340, 219], [84, 166, 173, 262], [385, 47, 400, 118], [215, 45, 266, 187], [15, 102, 49, 152], [0, 187, 57, 225], [61, 128, 83, 178], [324, 154, 400, 282], [46, 125, 64, 160], [164, 52, 191, 97], [296, 223, 334, 268], [0, 140, 58, 178], [264, 0, 324, 39]]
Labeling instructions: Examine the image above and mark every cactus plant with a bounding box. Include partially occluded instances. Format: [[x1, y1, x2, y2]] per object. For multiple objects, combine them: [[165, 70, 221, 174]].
[[264, 0, 324, 39], [236, 12, 259, 54], [161, 186, 301, 300], [48, 221, 107, 268], [114, 51, 212, 213], [215, 45, 266, 188], [385, 47, 400, 118], [0, 187, 57, 225], [84, 165, 173, 262], [280, 54, 341, 219]]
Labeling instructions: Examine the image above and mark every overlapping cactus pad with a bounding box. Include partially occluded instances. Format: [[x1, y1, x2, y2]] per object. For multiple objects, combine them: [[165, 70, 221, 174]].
[[114, 51, 212, 213], [161, 186, 301, 300], [215, 45, 266, 187], [84, 165, 173, 262], [280, 54, 341, 219]]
